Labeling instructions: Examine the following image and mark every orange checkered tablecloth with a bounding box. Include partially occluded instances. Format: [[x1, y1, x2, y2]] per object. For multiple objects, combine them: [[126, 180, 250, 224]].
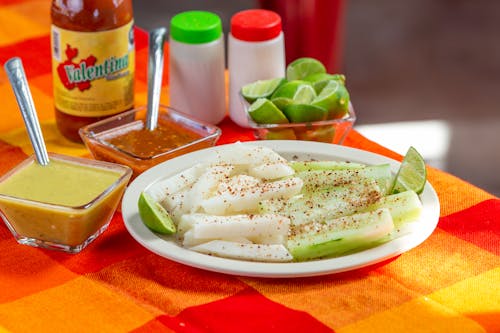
[[0, 1, 499, 332]]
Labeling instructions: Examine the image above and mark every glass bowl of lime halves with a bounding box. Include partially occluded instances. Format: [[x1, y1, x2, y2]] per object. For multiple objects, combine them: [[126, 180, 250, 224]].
[[241, 57, 356, 144]]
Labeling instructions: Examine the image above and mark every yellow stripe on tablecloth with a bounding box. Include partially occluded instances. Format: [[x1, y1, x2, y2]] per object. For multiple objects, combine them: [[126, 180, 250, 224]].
[[0, 1, 50, 47], [0, 72, 90, 156], [336, 295, 486, 333], [133, 85, 169, 106], [0, 120, 89, 157], [0, 78, 55, 133], [0, 78, 155, 158], [427, 168, 497, 217], [0, 1, 51, 28], [0, 325, 11, 333], [375, 229, 500, 294], [135, 91, 148, 107], [428, 268, 500, 333], [243, 230, 499, 330], [0, 276, 155, 333], [337, 268, 500, 333], [0, 92, 159, 158], [243, 271, 416, 329]]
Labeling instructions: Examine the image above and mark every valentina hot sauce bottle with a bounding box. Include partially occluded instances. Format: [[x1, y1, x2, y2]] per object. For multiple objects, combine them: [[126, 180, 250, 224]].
[[50, 0, 135, 142]]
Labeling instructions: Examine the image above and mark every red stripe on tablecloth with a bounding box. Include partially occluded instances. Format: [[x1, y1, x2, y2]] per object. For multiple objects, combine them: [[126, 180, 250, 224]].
[[438, 198, 500, 255], [215, 118, 382, 148], [134, 42, 170, 85], [0, 35, 51, 77], [134, 26, 149, 51], [216, 117, 255, 144], [0, 141, 27, 179], [0, 0, 29, 6], [158, 287, 334, 333], [132, 27, 152, 85], [130, 318, 176, 332]]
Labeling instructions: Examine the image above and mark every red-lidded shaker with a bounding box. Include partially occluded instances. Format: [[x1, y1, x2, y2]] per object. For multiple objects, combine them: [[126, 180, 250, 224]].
[[228, 9, 286, 128]]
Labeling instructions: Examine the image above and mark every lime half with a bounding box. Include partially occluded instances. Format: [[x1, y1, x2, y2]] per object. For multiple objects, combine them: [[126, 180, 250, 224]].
[[270, 80, 316, 110], [248, 98, 289, 124], [313, 80, 350, 119], [391, 147, 427, 195], [241, 78, 286, 103], [286, 57, 326, 81], [271, 80, 311, 100], [312, 80, 340, 111], [138, 192, 176, 234], [271, 97, 294, 111], [292, 84, 317, 104]]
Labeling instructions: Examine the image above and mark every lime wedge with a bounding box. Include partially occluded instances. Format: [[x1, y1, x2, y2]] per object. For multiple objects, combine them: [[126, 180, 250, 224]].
[[138, 192, 176, 234], [286, 57, 326, 81], [292, 84, 317, 104], [391, 146, 427, 195], [312, 80, 340, 110], [248, 98, 289, 124], [241, 78, 286, 103], [283, 104, 328, 123], [304, 73, 346, 93], [270, 80, 316, 110], [312, 80, 350, 119], [271, 80, 311, 100], [271, 97, 294, 111]]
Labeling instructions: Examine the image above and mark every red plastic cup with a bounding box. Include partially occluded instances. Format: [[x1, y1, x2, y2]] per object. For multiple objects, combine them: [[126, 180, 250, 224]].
[[259, 0, 346, 73]]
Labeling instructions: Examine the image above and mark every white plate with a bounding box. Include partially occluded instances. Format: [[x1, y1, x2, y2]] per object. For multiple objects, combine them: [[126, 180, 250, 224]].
[[121, 141, 440, 278]]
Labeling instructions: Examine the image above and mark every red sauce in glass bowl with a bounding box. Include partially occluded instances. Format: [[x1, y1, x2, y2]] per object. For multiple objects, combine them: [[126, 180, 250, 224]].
[[80, 106, 221, 179], [107, 121, 201, 159]]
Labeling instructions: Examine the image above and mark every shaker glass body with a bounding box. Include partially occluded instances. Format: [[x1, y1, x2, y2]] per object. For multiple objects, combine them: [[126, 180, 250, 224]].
[[168, 11, 226, 125], [228, 9, 285, 128]]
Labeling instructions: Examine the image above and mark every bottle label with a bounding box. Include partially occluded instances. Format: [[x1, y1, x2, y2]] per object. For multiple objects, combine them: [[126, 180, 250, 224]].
[[51, 21, 135, 117]]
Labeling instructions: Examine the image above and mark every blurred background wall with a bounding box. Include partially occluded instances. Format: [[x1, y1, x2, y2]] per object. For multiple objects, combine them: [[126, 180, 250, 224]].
[[133, 0, 500, 196]]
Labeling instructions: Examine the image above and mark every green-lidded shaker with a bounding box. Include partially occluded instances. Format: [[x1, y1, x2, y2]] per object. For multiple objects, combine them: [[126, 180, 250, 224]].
[[168, 11, 225, 124]]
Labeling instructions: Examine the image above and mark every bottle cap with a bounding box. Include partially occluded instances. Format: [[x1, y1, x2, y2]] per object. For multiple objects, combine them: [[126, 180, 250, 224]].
[[231, 9, 282, 42], [170, 11, 222, 44]]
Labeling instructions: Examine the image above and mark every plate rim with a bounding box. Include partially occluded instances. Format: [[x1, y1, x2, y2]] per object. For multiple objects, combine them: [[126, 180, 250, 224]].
[[121, 140, 440, 278]]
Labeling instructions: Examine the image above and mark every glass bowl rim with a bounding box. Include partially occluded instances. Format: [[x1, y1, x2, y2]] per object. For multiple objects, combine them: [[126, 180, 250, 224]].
[[238, 90, 356, 129], [0, 152, 132, 211], [79, 105, 222, 161], [246, 102, 357, 129]]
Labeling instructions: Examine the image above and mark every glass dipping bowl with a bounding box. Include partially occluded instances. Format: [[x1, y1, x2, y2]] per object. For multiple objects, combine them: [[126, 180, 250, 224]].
[[79, 105, 221, 179], [243, 96, 356, 144], [0, 153, 132, 253]]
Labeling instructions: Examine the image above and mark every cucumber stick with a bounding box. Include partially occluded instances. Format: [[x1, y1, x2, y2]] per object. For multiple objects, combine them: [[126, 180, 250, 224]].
[[364, 190, 423, 226], [259, 180, 383, 225], [289, 160, 366, 172], [295, 164, 392, 194], [287, 208, 394, 261]]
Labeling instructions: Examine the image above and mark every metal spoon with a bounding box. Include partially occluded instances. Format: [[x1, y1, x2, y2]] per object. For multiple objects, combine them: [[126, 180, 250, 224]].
[[146, 27, 167, 131], [4, 57, 50, 166]]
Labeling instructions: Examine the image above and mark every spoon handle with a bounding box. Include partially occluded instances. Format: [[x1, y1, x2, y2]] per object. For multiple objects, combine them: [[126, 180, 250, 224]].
[[4, 57, 49, 166], [146, 27, 168, 131]]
